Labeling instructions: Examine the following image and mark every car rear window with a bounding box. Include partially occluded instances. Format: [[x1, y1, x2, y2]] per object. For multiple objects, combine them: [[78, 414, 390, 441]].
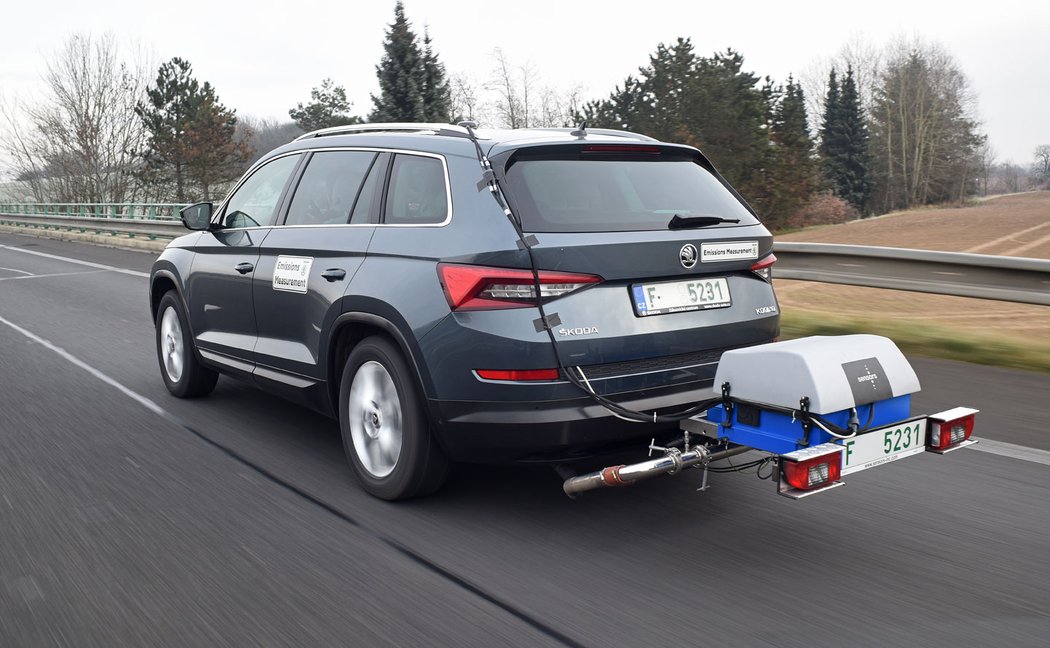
[[503, 157, 758, 233]]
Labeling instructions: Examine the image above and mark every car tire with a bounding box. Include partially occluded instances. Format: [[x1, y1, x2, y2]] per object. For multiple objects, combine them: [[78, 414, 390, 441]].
[[155, 291, 219, 398], [339, 335, 448, 500]]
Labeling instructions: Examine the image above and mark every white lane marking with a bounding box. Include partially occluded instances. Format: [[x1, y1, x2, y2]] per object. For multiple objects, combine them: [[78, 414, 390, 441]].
[[0, 266, 34, 276], [3, 310, 1050, 473], [0, 244, 149, 278], [969, 437, 1050, 467], [0, 314, 165, 418], [0, 270, 106, 282]]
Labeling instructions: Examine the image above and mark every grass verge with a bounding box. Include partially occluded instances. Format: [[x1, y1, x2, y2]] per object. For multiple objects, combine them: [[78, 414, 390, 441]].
[[780, 311, 1050, 374]]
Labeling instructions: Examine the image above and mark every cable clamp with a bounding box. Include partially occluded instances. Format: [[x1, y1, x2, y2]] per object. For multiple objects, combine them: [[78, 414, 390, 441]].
[[532, 312, 562, 332]]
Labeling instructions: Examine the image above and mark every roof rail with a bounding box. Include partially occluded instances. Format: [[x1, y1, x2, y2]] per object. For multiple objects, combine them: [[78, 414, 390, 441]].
[[294, 122, 471, 141]]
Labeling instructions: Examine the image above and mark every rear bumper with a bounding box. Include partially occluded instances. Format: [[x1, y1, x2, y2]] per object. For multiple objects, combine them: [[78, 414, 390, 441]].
[[429, 379, 714, 462]]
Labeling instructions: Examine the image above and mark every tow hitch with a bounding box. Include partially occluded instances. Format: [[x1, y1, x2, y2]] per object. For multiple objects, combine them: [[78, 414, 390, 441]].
[[561, 335, 979, 499]]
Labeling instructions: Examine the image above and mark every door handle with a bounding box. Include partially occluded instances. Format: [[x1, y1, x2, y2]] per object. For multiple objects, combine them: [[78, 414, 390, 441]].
[[235, 262, 254, 274], [321, 268, 347, 282]]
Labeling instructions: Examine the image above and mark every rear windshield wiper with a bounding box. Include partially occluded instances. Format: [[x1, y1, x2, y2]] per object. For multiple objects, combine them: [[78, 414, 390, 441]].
[[668, 214, 741, 230]]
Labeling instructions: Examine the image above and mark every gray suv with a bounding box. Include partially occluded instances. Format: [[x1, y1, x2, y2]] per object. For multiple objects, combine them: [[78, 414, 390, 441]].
[[150, 123, 779, 499]]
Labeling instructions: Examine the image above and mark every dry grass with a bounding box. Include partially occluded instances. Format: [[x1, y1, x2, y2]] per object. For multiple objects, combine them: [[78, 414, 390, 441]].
[[775, 192, 1050, 372]]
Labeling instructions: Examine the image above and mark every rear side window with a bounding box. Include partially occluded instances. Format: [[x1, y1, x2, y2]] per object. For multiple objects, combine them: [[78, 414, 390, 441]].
[[504, 157, 758, 233], [384, 154, 449, 225], [285, 151, 378, 226], [221, 154, 301, 228]]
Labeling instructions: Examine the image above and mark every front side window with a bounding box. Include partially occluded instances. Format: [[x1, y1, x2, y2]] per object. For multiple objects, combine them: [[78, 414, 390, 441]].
[[221, 154, 301, 228], [384, 154, 449, 225], [285, 151, 378, 226]]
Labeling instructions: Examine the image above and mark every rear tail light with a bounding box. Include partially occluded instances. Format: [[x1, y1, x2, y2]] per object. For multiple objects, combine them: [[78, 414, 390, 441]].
[[778, 443, 843, 498], [927, 407, 978, 452], [475, 369, 560, 382], [438, 263, 601, 311], [750, 254, 776, 282]]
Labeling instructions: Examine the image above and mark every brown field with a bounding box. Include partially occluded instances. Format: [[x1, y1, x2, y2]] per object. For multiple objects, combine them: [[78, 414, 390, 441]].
[[773, 192, 1050, 370]]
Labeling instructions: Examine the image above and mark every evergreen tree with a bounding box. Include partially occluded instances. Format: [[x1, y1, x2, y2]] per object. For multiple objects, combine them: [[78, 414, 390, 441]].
[[137, 57, 251, 202], [820, 67, 870, 212], [370, 2, 425, 122], [768, 77, 818, 228], [420, 29, 451, 122], [819, 68, 842, 186], [183, 90, 253, 201], [136, 57, 202, 202], [289, 78, 362, 132]]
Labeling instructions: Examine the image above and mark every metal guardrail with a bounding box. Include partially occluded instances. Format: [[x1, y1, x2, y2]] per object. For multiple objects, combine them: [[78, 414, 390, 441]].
[[1, 205, 1047, 305], [0, 203, 183, 220], [0, 212, 183, 241], [774, 242, 1050, 306]]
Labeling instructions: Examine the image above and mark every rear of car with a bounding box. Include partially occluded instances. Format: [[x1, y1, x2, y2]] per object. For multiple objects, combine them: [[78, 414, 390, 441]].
[[413, 135, 780, 461], [152, 124, 781, 499]]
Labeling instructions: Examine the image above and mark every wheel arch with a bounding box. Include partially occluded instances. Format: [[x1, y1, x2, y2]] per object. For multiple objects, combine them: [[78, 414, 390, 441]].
[[149, 268, 188, 323], [325, 309, 436, 419]]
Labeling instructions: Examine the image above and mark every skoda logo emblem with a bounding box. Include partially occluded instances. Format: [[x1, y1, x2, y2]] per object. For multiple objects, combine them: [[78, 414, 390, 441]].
[[680, 244, 698, 269]]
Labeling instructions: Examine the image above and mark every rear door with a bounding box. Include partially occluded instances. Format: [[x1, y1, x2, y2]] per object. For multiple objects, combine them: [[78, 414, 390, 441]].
[[251, 149, 384, 384], [496, 145, 779, 388]]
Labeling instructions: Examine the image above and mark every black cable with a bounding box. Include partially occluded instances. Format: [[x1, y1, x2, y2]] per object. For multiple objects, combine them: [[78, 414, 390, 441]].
[[461, 125, 716, 425]]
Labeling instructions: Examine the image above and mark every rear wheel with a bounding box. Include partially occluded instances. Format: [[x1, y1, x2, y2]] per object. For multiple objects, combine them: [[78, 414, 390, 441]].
[[155, 291, 218, 398], [339, 336, 448, 500]]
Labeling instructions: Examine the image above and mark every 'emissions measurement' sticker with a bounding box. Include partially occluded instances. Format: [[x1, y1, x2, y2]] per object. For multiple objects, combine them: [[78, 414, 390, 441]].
[[273, 255, 313, 294], [700, 241, 759, 263]]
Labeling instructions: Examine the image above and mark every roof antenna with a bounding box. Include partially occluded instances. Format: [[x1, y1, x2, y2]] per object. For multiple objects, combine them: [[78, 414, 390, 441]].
[[458, 120, 479, 130], [570, 122, 587, 139]]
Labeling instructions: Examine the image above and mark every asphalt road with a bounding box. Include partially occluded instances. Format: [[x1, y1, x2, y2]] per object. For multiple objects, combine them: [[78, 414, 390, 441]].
[[1, 233, 1048, 647]]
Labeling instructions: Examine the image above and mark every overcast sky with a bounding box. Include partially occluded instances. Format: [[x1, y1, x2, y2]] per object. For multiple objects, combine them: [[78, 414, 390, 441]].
[[1, 0, 1047, 165]]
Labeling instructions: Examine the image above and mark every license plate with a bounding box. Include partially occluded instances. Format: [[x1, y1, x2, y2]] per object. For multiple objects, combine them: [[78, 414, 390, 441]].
[[840, 418, 927, 476], [632, 277, 731, 316]]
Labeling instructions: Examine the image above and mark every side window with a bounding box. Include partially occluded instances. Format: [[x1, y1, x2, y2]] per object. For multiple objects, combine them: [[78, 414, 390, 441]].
[[222, 154, 301, 228], [384, 154, 449, 225], [285, 151, 378, 226]]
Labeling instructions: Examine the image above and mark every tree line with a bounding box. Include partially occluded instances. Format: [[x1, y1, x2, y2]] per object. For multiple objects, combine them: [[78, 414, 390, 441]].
[[2, 4, 1045, 228]]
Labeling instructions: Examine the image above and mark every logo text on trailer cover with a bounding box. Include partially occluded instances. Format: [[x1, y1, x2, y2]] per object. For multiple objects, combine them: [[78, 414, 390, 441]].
[[840, 357, 892, 405]]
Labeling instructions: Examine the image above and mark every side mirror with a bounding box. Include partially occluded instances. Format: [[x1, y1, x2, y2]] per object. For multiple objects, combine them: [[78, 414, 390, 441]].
[[180, 202, 214, 231]]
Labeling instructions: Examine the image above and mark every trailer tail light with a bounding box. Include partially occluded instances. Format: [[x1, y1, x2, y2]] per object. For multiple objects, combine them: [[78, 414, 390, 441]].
[[750, 254, 776, 281], [438, 263, 601, 311], [777, 443, 844, 499], [926, 407, 979, 454]]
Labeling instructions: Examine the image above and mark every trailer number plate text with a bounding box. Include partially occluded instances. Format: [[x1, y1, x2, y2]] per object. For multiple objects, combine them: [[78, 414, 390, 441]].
[[840, 419, 927, 476]]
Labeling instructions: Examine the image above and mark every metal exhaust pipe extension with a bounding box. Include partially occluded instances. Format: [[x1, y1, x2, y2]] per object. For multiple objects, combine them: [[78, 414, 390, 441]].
[[563, 446, 708, 497], [561, 445, 753, 497]]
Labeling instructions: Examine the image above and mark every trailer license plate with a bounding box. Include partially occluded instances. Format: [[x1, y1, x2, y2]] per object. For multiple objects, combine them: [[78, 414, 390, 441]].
[[840, 419, 927, 476], [632, 277, 731, 316]]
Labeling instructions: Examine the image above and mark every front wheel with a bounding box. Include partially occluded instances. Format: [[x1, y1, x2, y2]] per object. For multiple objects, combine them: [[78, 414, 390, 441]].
[[155, 291, 218, 398], [339, 336, 448, 500]]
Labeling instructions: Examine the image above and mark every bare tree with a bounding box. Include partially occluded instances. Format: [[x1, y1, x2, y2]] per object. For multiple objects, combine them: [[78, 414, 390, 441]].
[[449, 73, 482, 123], [488, 48, 527, 128], [1, 33, 150, 204], [1034, 144, 1050, 179], [869, 36, 984, 210], [482, 49, 583, 129], [802, 36, 882, 138]]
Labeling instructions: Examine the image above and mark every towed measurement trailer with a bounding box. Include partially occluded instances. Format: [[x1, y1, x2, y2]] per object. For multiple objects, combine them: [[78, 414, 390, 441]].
[[562, 335, 978, 499]]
